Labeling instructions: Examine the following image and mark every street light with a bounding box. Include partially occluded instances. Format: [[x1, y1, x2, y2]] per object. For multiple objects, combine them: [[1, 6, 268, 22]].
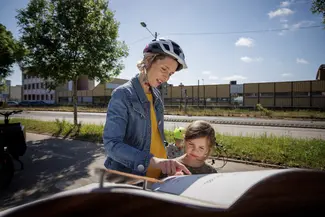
[[140, 22, 158, 40]]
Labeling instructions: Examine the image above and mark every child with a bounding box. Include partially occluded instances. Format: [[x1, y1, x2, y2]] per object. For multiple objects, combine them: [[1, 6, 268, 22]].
[[175, 120, 218, 175], [166, 127, 185, 159]]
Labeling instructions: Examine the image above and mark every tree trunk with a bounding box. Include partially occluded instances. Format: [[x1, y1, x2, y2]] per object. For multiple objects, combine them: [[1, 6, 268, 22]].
[[73, 77, 78, 125]]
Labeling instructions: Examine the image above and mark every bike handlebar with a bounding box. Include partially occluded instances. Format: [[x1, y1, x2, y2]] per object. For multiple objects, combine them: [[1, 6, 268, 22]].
[[0, 110, 23, 117]]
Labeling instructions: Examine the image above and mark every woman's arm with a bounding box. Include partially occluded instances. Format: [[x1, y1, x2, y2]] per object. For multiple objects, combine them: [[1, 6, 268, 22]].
[[103, 88, 153, 173]]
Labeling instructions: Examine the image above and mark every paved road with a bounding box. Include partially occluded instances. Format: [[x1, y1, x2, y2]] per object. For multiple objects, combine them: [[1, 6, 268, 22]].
[[12, 111, 325, 139], [0, 133, 266, 211]]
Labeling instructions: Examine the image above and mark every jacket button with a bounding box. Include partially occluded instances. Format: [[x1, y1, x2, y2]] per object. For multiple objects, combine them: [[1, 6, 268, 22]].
[[137, 164, 145, 172]]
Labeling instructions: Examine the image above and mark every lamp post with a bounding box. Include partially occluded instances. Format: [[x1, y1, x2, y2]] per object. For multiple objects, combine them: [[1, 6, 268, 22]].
[[140, 22, 158, 40]]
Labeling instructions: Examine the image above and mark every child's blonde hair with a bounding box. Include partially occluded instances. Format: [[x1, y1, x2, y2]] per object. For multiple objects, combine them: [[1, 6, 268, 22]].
[[184, 120, 216, 157]]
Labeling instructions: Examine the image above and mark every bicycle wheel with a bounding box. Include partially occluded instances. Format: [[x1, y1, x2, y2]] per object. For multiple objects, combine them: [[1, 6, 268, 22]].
[[0, 152, 15, 189]]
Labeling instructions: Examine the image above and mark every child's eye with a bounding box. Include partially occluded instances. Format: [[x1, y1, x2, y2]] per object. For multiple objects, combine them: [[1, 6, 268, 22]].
[[199, 147, 204, 150]]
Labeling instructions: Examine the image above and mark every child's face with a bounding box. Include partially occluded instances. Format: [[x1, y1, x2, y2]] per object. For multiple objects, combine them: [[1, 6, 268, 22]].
[[184, 137, 210, 160]]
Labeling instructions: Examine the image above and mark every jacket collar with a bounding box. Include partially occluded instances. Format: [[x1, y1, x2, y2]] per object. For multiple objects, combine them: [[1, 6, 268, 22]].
[[131, 74, 161, 106], [131, 74, 149, 104]]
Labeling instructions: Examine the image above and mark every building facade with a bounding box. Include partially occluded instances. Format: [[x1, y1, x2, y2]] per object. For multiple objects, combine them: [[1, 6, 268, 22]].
[[22, 74, 56, 103], [56, 78, 128, 106], [53, 64, 325, 109], [9, 85, 22, 101], [22, 71, 95, 104]]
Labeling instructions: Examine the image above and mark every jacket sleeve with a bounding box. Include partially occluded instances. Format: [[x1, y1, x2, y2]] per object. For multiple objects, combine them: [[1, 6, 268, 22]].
[[103, 88, 153, 173]]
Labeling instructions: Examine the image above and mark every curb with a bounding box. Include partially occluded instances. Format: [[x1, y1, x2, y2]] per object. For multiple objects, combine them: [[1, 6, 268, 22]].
[[210, 156, 289, 169], [164, 118, 325, 129]]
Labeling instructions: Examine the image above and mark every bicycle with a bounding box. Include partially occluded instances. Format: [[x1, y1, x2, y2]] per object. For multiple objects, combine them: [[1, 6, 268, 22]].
[[0, 110, 27, 189]]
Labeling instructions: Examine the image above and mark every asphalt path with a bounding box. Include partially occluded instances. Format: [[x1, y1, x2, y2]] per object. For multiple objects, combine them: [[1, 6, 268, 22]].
[[0, 133, 267, 211]]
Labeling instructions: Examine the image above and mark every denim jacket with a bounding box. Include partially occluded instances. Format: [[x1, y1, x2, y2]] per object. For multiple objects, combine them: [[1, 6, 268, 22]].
[[103, 74, 166, 176]]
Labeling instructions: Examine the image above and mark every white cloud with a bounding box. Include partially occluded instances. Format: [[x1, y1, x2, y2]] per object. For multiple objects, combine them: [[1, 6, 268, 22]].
[[209, 76, 218, 80], [240, 56, 263, 63], [280, 19, 288, 23], [296, 58, 309, 64], [291, 20, 315, 30], [278, 20, 315, 36], [281, 73, 293, 77], [223, 75, 247, 81], [268, 8, 294, 18], [235, 37, 255, 47], [202, 71, 211, 75], [280, 1, 291, 7]]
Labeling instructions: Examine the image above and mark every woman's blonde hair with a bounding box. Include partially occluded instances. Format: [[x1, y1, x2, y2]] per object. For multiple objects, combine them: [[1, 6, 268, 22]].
[[137, 52, 167, 73]]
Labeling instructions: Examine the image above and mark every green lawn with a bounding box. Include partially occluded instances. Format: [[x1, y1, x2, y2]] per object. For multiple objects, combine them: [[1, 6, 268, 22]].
[[5, 118, 324, 170]]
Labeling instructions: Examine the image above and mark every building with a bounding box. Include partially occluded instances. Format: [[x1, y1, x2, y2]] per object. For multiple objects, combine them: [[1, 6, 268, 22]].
[[22, 70, 95, 104], [54, 64, 325, 109], [22, 73, 56, 103], [10, 85, 22, 101], [316, 64, 325, 80], [56, 77, 128, 105]]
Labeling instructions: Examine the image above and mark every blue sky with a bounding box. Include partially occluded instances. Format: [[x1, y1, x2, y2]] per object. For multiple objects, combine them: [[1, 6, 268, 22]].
[[1, 0, 324, 86]]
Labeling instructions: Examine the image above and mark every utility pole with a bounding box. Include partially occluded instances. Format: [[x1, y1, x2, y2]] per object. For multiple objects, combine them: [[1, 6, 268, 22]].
[[202, 79, 206, 108], [179, 83, 184, 111], [184, 89, 188, 115], [197, 79, 200, 108]]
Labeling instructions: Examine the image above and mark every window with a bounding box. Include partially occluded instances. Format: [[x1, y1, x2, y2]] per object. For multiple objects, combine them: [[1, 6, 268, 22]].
[[311, 92, 325, 96], [36, 83, 39, 89], [28, 95, 31, 100], [24, 84, 27, 90], [245, 93, 258, 97], [218, 97, 229, 102], [32, 84, 35, 89], [293, 92, 309, 97], [24, 95, 27, 100], [46, 95, 49, 100], [37, 95, 40, 100], [41, 95, 44, 100], [32, 95, 35, 100], [41, 83, 44, 89], [28, 84, 31, 90], [50, 94, 53, 100], [260, 92, 274, 97], [275, 92, 291, 97]]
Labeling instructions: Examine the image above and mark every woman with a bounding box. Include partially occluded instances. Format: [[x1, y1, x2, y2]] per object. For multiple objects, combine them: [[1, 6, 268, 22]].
[[103, 38, 191, 179]]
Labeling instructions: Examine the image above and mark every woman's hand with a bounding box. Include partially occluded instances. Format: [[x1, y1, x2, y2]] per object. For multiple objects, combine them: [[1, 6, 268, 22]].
[[149, 157, 191, 176]]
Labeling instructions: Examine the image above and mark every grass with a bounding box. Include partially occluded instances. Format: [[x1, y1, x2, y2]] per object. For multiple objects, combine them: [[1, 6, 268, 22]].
[[3, 105, 325, 120], [165, 107, 325, 120], [5, 118, 325, 170]]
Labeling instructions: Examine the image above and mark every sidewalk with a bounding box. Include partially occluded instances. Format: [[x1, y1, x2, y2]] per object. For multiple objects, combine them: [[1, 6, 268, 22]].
[[0, 133, 267, 211]]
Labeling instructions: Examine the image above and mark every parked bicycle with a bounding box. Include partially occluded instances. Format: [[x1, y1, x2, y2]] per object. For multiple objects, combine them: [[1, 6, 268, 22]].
[[0, 110, 27, 189]]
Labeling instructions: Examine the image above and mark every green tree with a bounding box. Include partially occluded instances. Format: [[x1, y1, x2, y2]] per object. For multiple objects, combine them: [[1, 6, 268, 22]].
[[311, 0, 325, 26], [0, 23, 25, 81], [16, 0, 129, 124]]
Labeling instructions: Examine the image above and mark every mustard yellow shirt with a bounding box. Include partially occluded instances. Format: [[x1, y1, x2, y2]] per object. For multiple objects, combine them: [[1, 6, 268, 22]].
[[145, 93, 167, 178]]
